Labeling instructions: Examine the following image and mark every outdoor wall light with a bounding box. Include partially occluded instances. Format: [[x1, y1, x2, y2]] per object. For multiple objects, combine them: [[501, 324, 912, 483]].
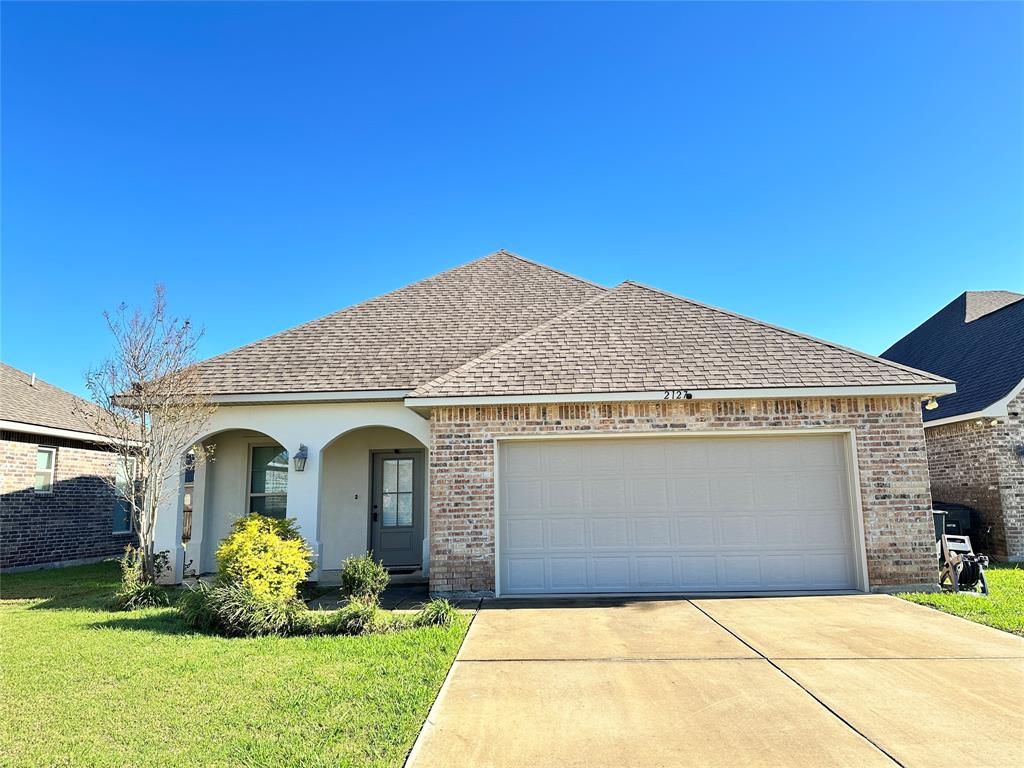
[[293, 444, 308, 472], [924, 397, 939, 411]]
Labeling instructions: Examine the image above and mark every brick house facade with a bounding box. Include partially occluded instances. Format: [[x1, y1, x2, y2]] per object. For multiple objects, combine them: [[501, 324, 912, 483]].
[[923, 389, 1024, 559], [428, 397, 937, 593], [881, 290, 1024, 561], [1, 430, 130, 570]]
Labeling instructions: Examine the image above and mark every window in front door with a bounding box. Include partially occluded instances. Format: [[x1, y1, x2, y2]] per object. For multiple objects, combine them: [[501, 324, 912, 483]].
[[381, 458, 413, 527]]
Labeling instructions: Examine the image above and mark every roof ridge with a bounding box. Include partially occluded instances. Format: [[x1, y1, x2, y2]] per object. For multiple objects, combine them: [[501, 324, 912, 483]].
[[496, 249, 608, 290], [411, 286, 622, 397], [193, 249, 558, 371], [619, 281, 952, 384]]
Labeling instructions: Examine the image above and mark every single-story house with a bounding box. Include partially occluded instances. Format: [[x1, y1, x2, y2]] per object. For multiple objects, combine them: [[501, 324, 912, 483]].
[[154, 251, 955, 595], [882, 291, 1023, 561], [0, 363, 134, 570]]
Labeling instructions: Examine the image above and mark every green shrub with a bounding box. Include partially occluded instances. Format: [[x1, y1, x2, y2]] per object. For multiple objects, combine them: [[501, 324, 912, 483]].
[[111, 546, 170, 610], [178, 580, 304, 637], [330, 597, 380, 636], [412, 598, 458, 628], [216, 515, 314, 602], [340, 553, 390, 603]]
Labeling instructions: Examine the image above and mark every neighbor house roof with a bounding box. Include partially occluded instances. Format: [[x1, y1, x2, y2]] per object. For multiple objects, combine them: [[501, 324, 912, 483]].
[[0, 363, 111, 439], [881, 291, 1024, 423], [190, 251, 605, 396], [410, 282, 951, 399]]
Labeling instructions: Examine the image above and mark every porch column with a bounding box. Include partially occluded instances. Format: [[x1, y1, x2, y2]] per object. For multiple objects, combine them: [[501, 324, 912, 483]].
[[183, 456, 209, 576], [287, 441, 322, 580], [154, 467, 186, 584]]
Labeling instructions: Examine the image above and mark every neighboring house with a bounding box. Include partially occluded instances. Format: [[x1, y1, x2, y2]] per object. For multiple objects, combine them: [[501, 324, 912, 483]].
[[1, 363, 134, 570], [882, 291, 1024, 561], [153, 251, 954, 595]]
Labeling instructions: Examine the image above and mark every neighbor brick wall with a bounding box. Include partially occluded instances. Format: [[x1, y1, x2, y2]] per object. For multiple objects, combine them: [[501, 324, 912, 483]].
[[924, 387, 1024, 560], [1, 434, 130, 569], [428, 397, 936, 594]]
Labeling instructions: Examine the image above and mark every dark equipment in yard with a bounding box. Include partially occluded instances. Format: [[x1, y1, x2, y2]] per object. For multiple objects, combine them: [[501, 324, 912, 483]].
[[938, 534, 989, 595]]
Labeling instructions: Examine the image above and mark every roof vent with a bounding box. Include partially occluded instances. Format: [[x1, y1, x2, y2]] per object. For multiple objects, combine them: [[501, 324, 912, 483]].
[[30, 373, 36, 387]]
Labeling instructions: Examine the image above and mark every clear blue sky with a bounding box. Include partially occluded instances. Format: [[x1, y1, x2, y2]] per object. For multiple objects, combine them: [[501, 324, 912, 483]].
[[2, 1, 1022, 398]]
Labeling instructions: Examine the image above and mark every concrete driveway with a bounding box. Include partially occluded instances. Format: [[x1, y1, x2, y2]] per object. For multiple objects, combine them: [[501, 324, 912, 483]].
[[407, 595, 1023, 767]]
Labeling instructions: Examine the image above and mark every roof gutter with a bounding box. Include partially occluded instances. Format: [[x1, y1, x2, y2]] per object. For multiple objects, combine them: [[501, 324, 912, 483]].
[[405, 382, 957, 410], [209, 389, 411, 405], [924, 376, 1024, 428], [0, 419, 124, 445]]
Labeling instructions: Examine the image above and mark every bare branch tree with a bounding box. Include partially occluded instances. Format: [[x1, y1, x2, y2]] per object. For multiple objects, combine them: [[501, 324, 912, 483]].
[[79, 284, 216, 583]]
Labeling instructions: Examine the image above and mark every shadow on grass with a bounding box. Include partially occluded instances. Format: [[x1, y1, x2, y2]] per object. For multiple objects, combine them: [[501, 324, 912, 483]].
[[89, 611, 195, 636]]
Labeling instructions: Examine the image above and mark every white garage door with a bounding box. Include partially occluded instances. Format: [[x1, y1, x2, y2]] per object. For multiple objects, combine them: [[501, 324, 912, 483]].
[[498, 434, 861, 595]]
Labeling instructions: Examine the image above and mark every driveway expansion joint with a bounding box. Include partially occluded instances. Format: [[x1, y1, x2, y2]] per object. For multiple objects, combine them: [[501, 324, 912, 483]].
[[687, 599, 907, 768]]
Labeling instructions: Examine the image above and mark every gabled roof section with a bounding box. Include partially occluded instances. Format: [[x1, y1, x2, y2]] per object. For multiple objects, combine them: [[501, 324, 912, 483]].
[[411, 282, 951, 399], [964, 291, 1024, 323], [190, 250, 605, 395], [882, 291, 1024, 422], [0, 363, 110, 437]]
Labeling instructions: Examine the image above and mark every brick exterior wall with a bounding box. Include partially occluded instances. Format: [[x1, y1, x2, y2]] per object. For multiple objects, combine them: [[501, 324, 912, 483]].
[[924, 387, 1024, 560], [1, 433, 131, 569], [428, 397, 937, 594]]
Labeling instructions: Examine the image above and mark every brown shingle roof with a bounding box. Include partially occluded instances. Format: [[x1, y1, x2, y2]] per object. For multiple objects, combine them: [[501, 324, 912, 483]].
[[411, 282, 951, 398], [191, 251, 606, 395], [964, 290, 1024, 323], [0, 363, 109, 436]]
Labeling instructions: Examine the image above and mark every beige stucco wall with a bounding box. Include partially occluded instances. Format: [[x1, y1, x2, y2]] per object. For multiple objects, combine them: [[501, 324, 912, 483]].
[[319, 426, 425, 578]]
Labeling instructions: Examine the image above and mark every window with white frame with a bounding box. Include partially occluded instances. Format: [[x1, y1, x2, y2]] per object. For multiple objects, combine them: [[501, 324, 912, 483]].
[[112, 457, 137, 534], [34, 447, 56, 493], [248, 445, 288, 518]]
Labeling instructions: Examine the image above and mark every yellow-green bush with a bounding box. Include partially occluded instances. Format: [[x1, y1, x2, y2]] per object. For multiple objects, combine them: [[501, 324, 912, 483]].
[[215, 515, 313, 601]]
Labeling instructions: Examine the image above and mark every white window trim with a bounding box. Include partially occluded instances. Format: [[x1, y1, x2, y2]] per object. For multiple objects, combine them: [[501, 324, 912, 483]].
[[112, 457, 138, 535], [246, 442, 289, 517], [34, 446, 56, 494]]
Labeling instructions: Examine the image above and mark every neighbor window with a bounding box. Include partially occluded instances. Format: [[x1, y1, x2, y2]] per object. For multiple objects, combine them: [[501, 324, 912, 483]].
[[34, 447, 56, 493], [249, 445, 288, 518], [112, 457, 137, 534]]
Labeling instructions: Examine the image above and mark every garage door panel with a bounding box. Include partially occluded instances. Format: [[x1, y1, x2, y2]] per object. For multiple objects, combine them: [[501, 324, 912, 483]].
[[541, 442, 583, 473], [711, 475, 755, 510], [632, 477, 669, 509], [678, 516, 716, 546], [506, 558, 546, 591], [549, 518, 586, 548], [589, 478, 626, 508], [504, 479, 543, 512], [593, 557, 631, 589], [720, 556, 762, 586], [672, 476, 711, 510], [548, 479, 584, 510], [549, 558, 588, 589], [499, 435, 860, 595], [718, 515, 760, 546], [680, 556, 719, 585], [634, 517, 673, 547], [636, 557, 675, 586], [591, 517, 629, 548], [505, 518, 545, 550]]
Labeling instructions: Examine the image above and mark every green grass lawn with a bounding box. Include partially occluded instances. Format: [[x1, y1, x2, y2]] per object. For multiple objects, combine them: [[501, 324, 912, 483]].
[[898, 562, 1024, 636], [0, 562, 469, 767]]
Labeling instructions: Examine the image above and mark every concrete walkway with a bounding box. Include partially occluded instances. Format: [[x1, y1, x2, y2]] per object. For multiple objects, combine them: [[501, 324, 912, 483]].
[[407, 595, 1024, 767]]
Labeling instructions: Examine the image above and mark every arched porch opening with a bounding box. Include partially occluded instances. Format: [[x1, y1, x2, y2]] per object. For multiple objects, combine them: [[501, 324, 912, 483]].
[[317, 425, 429, 583], [186, 427, 291, 576]]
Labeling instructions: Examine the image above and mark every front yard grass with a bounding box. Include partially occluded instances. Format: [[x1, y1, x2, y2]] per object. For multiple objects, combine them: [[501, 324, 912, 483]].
[[0, 562, 469, 767], [898, 561, 1024, 636]]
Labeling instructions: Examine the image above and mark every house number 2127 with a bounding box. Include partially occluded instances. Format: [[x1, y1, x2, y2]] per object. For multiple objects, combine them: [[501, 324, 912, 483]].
[[663, 390, 692, 400]]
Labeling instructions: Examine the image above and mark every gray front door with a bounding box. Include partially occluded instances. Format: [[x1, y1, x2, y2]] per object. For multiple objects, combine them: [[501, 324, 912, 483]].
[[370, 450, 425, 568]]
